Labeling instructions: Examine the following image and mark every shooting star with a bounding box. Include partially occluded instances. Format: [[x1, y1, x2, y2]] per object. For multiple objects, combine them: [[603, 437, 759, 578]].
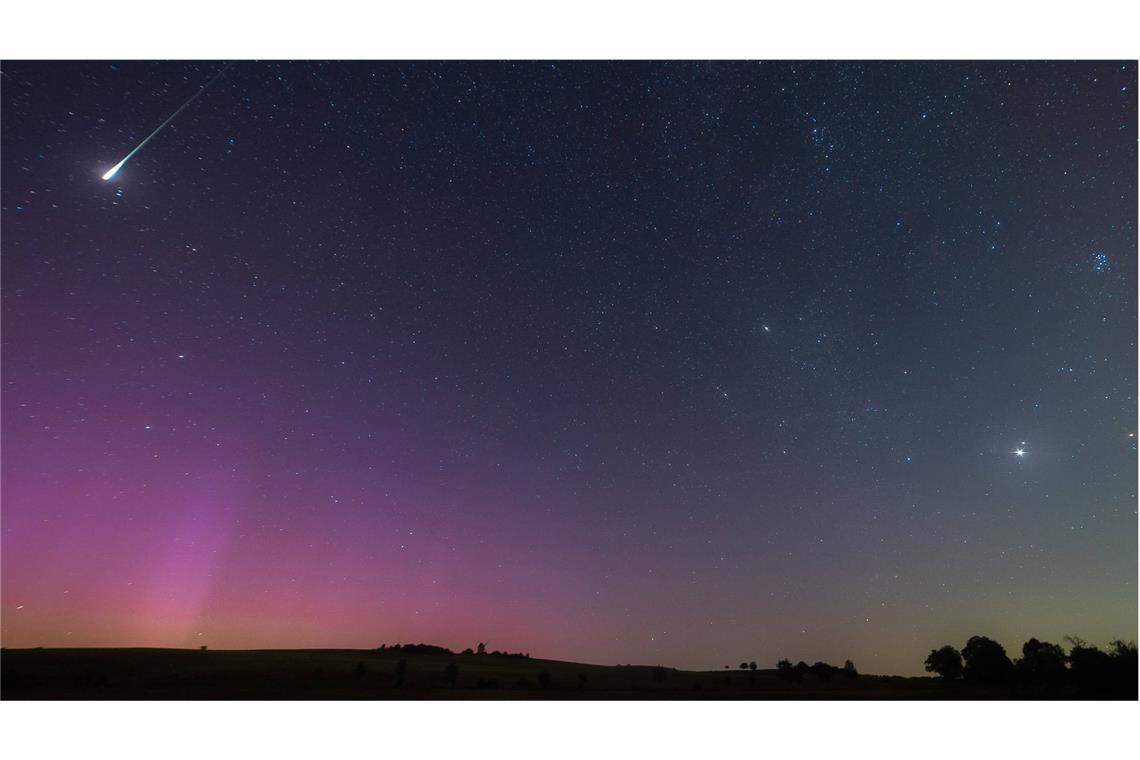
[[101, 63, 232, 181]]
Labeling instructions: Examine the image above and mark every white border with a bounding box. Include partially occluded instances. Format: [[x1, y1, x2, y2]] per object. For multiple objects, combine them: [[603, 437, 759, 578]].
[[1, 700, 1138, 759], [1, 1, 1138, 59]]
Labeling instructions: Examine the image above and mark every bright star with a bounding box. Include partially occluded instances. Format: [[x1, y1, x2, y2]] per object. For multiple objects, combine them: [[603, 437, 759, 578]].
[[1013, 448, 1026, 457]]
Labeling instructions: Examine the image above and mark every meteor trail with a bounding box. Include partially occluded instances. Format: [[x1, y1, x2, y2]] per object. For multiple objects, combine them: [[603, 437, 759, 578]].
[[101, 63, 232, 181]]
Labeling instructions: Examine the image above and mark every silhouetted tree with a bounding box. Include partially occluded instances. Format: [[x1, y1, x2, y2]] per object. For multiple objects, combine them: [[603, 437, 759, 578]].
[[739, 662, 748, 670], [962, 636, 1013, 685], [810, 662, 836, 681], [1066, 637, 1111, 693], [1016, 638, 1066, 686], [1108, 639, 1137, 668], [749, 661, 757, 671], [476, 642, 486, 655], [776, 659, 802, 682], [843, 659, 858, 677], [1066, 637, 1136, 698], [924, 645, 963, 680], [1108, 640, 1138, 698], [444, 662, 458, 687]]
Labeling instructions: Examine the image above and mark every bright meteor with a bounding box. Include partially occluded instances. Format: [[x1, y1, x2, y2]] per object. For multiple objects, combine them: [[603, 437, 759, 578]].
[[101, 63, 232, 181]]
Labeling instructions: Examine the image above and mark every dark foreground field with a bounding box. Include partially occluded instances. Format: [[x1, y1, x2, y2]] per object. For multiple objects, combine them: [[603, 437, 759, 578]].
[[1, 648, 1043, 700]]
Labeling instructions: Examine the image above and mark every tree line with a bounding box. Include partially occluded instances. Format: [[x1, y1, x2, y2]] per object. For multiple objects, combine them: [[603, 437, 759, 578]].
[[774, 659, 859, 682], [375, 642, 531, 658], [924, 635, 1136, 698]]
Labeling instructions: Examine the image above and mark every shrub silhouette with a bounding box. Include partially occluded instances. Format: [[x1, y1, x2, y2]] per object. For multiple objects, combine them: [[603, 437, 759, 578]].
[[924, 645, 963, 680], [843, 659, 858, 677], [749, 661, 757, 671], [460, 648, 474, 655], [961, 636, 1013, 685], [739, 662, 748, 670]]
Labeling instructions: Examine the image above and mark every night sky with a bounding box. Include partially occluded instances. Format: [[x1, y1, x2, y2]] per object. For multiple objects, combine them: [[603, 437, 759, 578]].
[[1, 61, 1135, 675]]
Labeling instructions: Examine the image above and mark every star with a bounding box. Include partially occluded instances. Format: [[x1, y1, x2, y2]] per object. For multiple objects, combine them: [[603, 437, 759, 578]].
[[1013, 448, 1026, 457]]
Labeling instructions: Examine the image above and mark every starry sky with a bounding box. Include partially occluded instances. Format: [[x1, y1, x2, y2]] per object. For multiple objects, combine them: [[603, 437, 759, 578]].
[[1, 61, 1135, 675]]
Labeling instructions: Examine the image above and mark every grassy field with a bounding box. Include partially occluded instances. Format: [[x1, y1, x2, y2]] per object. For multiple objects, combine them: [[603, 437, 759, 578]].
[[0, 648, 1025, 699]]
